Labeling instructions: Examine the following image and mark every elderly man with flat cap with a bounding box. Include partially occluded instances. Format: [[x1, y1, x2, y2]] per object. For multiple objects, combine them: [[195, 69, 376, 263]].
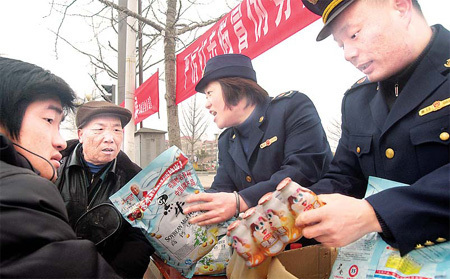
[[184, 54, 333, 235], [296, 0, 449, 256], [56, 101, 154, 278]]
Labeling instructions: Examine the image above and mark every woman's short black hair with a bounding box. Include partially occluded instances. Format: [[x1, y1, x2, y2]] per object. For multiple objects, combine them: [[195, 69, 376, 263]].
[[217, 77, 269, 109], [0, 57, 76, 140]]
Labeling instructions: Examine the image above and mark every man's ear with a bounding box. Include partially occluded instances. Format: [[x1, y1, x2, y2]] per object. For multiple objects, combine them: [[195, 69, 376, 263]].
[[77, 129, 83, 143], [392, 0, 413, 23]]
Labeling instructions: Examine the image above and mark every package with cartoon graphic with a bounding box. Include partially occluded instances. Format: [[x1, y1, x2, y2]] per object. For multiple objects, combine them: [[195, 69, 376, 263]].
[[227, 219, 267, 267], [226, 177, 325, 267], [110, 146, 228, 278], [258, 191, 302, 244]]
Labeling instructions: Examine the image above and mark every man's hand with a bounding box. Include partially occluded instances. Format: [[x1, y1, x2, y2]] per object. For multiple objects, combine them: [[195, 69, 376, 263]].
[[184, 192, 244, 226], [295, 194, 382, 247]]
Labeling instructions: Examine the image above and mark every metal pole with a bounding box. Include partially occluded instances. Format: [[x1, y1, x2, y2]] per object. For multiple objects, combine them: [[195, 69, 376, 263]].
[[138, 0, 143, 129], [124, 0, 138, 161], [117, 0, 127, 106]]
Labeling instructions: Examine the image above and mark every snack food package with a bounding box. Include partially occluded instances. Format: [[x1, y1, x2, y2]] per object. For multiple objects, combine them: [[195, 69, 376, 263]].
[[227, 219, 267, 267], [194, 235, 233, 276], [258, 191, 302, 244], [243, 207, 286, 257], [110, 146, 228, 278], [227, 177, 325, 267], [330, 176, 450, 279], [275, 177, 324, 216]]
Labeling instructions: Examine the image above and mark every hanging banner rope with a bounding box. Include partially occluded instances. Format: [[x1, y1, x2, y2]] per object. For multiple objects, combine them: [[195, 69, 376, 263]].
[[175, 0, 319, 104]]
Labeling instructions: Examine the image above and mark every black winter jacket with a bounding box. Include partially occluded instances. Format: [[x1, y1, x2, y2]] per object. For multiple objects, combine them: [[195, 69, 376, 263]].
[[0, 134, 121, 278], [56, 139, 154, 278]]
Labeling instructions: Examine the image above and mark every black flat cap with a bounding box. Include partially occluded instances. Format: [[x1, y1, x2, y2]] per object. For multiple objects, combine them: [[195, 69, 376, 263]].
[[76, 101, 132, 128], [195, 54, 257, 93], [302, 0, 356, 41]]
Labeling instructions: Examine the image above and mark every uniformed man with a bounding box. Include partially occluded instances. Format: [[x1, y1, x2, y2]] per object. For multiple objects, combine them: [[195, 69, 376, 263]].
[[296, 0, 449, 255], [184, 53, 333, 226]]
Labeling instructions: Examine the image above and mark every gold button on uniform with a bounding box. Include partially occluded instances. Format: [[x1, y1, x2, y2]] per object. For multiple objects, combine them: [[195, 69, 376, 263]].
[[385, 148, 395, 159], [259, 116, 264, 123], [440, 132, 449, 141], [246, 176, 252, 183], [356, 147, 361, 154]]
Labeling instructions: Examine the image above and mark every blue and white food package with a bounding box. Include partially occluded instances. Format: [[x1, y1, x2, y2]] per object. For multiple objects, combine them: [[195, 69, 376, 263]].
[[110, 146, 228, 278], [330, 176, 450, 279], [194, 235, 233, 276]]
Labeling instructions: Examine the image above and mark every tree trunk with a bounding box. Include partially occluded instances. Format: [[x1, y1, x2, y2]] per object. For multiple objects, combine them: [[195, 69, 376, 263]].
[[164, 0, 181, 148]]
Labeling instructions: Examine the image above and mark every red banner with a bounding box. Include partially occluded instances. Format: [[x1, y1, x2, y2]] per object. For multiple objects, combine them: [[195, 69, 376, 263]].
[[134, 70, 159, 124], [175, 0, 320, 104]]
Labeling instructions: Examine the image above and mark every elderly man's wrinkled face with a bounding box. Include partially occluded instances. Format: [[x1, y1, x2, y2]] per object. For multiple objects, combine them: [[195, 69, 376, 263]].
[[78, 115, 123, 165], [131, 184, 140, 195]]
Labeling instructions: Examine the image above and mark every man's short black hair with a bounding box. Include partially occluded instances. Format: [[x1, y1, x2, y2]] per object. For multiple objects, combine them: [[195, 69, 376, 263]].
[[0, 57, 76, 140]]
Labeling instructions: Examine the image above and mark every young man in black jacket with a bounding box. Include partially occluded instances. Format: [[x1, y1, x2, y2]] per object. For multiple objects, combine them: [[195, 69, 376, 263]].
[[0, 57, 120, 278]]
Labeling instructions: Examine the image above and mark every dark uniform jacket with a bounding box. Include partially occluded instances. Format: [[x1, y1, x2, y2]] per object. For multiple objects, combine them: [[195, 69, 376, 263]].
[[209, 91, 333, 208], [310, 25, 450, 255], [56, 140, 154, 278], [0, 134, 120, 278]]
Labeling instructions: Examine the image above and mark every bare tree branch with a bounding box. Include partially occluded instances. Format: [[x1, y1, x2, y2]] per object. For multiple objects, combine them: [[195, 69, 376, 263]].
[[53, 0, 77, 59], [98, 0, 165, 32], [176, 15, 226, 35]]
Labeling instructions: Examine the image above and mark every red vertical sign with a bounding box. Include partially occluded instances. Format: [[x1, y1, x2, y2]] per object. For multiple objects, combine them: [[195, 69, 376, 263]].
[[175, 0, 319, 104], [134, 70, 159, 124]]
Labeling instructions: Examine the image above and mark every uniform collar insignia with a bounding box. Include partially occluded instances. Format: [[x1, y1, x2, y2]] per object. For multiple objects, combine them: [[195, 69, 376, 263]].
[[260, 136, 278, 149], [419, 97, 450, 116]]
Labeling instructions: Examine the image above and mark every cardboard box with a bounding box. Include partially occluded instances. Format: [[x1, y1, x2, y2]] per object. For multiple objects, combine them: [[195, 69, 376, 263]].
[[227, 245, 337, 279]]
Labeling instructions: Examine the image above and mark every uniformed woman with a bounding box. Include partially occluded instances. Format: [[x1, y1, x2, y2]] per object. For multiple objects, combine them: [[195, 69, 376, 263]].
[[184, 54, 333, 226]]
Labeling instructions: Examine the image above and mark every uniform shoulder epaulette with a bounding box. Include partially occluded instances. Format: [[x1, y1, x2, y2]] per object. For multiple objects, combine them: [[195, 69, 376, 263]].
[[344, 76, 376, 95], [272, 90, 298, 102]]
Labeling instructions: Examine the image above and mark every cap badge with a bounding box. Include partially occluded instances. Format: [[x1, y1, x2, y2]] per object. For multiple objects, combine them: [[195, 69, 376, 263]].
[[419, 97, 450, 116], [260, 136, 278, 149]]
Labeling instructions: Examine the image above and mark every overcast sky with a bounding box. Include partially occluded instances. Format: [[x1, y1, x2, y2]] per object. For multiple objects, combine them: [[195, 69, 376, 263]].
[[1, 0, 449, 148]]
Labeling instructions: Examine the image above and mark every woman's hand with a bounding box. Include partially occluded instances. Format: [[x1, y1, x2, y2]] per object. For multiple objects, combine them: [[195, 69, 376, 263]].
[[184, 192, 244, 226]]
